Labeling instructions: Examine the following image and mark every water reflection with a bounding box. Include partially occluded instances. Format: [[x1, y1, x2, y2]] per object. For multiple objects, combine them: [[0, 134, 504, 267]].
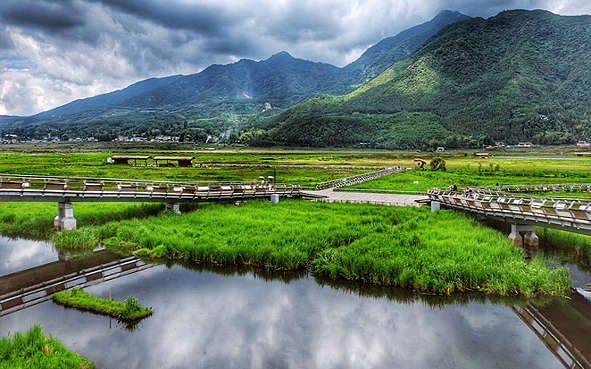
[[0, 260, 567, 369], [514, 294, 591, 369], [0, 237, 57, 275], [0, 244, 152, 318], [1, 236, 589, 369]]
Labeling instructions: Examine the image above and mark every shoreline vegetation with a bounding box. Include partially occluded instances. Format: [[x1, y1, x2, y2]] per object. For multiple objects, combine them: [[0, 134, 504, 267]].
[[52, 287, 153, 321], [0, 325, 95, 369], [53, 200, 569, 297]]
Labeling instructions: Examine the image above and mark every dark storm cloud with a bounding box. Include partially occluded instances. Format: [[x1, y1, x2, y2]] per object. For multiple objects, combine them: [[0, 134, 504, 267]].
[[0, 0, 85, 31], [265, 2, 342, 43], [202, 36, 263, 58], [87, 0, 237, 37], [2, 0, 591, 116], [0, 30, 15, 50]]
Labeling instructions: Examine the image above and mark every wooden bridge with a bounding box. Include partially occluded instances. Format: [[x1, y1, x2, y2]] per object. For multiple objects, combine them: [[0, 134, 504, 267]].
[[0, 173, 301, 230], [315, 167, 405, 190], [427, 186, 591, 246]]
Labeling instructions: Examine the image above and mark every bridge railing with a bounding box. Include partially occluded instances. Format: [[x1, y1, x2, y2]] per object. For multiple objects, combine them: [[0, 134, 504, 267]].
[[427, 187, 591, 233], [315, 167, 406, 190], [479, 183, 591, 196], [0, 173, 301, 200]]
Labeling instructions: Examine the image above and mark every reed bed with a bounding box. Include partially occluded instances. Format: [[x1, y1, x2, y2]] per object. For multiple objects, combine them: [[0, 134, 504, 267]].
[[0, 325, 95, 369], [52, 287, 152, 321], [537, 228, 591, 268], [312, 210, 570, 297], [52, 199, 569, 297]]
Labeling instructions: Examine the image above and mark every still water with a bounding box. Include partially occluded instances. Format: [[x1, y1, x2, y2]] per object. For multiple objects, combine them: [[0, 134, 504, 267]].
[[0, 237, 589, 369]]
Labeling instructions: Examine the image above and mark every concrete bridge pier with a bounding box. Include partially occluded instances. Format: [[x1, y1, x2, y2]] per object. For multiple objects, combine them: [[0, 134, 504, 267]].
[[166, 202, 181, 214], [431, 201, 440, 212], [54, 201, 76, 231], [508, 224, 539, 247]]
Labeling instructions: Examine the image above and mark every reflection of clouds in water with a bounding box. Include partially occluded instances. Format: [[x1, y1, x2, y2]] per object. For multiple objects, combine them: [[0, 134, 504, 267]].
[[1, 265, 563, 369], [0, 237, 56, 275]]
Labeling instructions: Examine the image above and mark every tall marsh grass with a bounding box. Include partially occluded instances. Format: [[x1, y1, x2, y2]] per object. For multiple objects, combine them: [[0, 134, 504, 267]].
[[56, 199, 570, 297], [0, 202, 164, 241], [312, 211, 570, 297], [0, 325, 95, 369], [537, 228, 591, 268]]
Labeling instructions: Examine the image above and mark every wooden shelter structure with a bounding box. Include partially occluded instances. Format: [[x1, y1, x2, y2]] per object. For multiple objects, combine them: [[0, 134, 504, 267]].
[[111, 155, 151, 166], [153, 156, 194, 167]]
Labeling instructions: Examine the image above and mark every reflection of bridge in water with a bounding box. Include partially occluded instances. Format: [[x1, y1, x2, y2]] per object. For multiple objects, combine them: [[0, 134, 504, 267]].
[[2, 251, 590, 369], [0, 250, 153, 317], [428, 185, 591, 368], [513, 293, 591, 369]]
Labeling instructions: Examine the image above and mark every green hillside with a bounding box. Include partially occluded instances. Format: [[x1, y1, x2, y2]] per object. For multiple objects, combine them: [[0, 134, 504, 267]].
[[249, 10, 591, 149]]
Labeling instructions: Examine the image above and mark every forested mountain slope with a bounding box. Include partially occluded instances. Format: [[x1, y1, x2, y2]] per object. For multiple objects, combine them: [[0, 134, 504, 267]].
[[253, 10, 591, 149], [333, 10, 471, 93]]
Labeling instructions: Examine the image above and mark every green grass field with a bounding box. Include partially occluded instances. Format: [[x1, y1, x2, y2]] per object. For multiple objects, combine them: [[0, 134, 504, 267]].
[[49, 199, 569, 297], [0, 150, 374, 187], [346, 168, 591, 192]]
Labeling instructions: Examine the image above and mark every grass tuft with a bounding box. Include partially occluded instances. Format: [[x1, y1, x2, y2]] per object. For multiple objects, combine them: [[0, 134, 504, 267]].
[[52, 287, 152, 322], [0, 325, 95, 369]]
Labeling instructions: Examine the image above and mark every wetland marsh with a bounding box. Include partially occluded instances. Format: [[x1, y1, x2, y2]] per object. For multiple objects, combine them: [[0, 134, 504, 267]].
[[1, 146, 591, 367]]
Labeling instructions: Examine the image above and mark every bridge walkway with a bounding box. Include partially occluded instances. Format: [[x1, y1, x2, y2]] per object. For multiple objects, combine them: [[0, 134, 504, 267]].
[[302, 188, 427, 207], [0, 173, 301, 230], [428, 187, 591, 246]]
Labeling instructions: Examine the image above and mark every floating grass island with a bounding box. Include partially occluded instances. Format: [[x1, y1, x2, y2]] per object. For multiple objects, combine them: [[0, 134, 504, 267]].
[[52, 287, 153, 321], [0, 325, 95, 369], [52, 200, 570, 298]]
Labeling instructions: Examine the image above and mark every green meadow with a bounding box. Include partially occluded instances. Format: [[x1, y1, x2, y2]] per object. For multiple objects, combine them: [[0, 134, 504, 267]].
[[0, 150, 374, 187], [346, 158, 591, 192]]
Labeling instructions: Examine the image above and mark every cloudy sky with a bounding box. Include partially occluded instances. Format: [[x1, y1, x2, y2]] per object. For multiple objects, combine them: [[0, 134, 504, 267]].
[[1, 0, 591, 116]]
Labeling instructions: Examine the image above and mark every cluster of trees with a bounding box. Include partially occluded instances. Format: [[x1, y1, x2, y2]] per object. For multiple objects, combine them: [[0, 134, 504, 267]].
[[2, 111, 250, 144]]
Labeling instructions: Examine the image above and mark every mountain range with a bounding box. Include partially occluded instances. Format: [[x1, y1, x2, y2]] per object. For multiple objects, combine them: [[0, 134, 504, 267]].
[[1, 10, 469, 138], [4, 9, 591, 150], [252, 9, 591, 149]]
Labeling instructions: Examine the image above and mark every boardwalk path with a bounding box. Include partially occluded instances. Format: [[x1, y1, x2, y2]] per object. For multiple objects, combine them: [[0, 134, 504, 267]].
[[302, 188, 428, 207]]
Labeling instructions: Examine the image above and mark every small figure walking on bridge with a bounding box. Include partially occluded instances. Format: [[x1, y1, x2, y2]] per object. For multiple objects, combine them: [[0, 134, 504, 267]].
[[267, 176, 274, 190]]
